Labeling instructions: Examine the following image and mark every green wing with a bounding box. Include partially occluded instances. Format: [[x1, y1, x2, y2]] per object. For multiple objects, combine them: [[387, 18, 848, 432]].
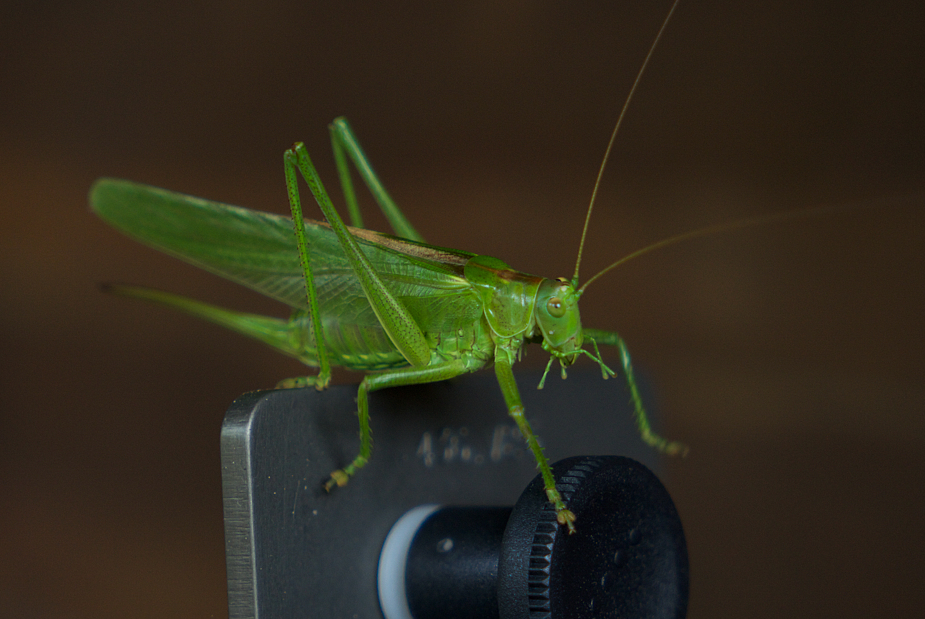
[[90, 179, 482, 332]]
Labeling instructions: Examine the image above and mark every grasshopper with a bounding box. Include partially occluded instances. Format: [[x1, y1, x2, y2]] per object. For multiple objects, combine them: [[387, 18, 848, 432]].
[[92, 3, 691, 533]]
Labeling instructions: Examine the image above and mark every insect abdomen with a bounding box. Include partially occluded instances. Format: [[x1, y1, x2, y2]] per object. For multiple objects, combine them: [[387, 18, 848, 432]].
[[289, 309, 495, 372]]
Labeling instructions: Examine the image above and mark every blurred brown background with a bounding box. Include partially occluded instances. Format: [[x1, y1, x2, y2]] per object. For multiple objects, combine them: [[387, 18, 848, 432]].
[[2, 0, 923, 617]]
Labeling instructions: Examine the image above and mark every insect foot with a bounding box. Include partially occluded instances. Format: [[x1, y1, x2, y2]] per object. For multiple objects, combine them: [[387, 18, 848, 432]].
[[546, 487, 578, 534], [323, 454, 369, 492], [276, 374, 331, 391], [323, 469, 350, 491], [642, 429, 690, 457]]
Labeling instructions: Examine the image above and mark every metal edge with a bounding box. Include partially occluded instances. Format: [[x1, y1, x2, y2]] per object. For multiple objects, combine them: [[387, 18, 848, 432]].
[[220, 391, 266, 619]]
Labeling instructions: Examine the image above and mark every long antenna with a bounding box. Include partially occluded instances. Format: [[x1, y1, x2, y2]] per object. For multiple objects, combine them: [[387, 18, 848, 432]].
[[572, 0, 682, 285], [577, 202, 855, 294]]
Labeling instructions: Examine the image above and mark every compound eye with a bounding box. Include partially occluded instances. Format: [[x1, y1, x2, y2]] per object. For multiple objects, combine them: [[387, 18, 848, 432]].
[[546, 297, 565, 318]]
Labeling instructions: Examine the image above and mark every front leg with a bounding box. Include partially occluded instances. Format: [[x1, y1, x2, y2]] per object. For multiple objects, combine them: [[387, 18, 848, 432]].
[[494, 344, 577, 534], [584, 328, 688, 456]]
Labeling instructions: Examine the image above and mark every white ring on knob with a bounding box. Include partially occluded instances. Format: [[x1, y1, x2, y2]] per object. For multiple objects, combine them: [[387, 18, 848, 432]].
[[377, 504, 441, 619]]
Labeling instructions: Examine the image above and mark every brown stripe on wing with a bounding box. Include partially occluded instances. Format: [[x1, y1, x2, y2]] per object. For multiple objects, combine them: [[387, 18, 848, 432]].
[[347, 225, 473, 267]]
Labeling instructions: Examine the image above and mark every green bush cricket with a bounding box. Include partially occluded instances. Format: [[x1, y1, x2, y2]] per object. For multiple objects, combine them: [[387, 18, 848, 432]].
[[93, 0, 810, 532]]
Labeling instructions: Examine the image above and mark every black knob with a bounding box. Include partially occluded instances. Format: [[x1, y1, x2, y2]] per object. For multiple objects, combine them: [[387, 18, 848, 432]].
[[378, 456, 688, 619]]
